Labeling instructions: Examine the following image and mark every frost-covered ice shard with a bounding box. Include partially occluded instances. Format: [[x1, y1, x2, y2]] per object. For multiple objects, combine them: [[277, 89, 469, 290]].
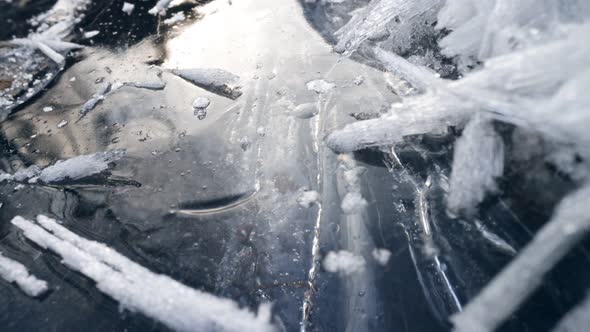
[[12, 215, 275, 332], [0, 253, 48, 297]]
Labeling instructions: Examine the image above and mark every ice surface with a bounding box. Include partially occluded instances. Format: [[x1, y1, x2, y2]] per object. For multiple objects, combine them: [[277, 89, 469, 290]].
[[334, 0, 443, 55], [552, 292, 590, 332], [11, 215, 275, 332], [0, 252, 48, 297], [371, 248, 392, 266], [323, 250, 365, 275], [451, 184, 590, 332], [447, 117, 504, 216], [297, 190, 319, 208], [38, 150, 126, 183], [170, 68, 242, 100]]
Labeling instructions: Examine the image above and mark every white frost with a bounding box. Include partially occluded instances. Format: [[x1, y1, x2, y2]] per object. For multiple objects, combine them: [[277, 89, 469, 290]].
[[0, 252, 48, 297], [297, 190, 319, 208], [122, 2, 135, 15], [306, 79, 336, 94], [38, 150, 126, 183], [11, 215, 275, 332], [164, 12, 186, 26], [323, 251, 365, 275], [372, 248, 392, 266]]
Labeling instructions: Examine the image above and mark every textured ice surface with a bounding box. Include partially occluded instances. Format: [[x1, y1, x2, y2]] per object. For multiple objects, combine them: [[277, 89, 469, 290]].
[[447, 117, 504, 215], [306, 79, 336, 94], [11, 215, 275, 332], [334, 0, 443, 55], [297, 190, 319, 208], [0, 252, 48, 297], [171, 68, 242, 99], [451, 184, 590, 332], [323, 251, 366, 275]]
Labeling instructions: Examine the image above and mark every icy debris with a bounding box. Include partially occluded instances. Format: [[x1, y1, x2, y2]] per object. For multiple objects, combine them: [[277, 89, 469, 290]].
[[0, 252, 48, 297], [452, 184, 590, 332], [447, 117, 504, 216], [57, 120, 68, 128], [124, 81, 167, 91], [353, 75, 365, 86], [437, 0, 590, 70], [149, 0, 174, 16], [164, 12, 186, 26], [42, 106, 54, 112], [474, 220, 517, 256], [83, 30, 100, 39], [0, 150, 124, 185], [297, 190, 319, 208], [306, 79, 335, 94], [372, 248, 392, 266], [291, 103, 318, 119], [552, 292, 590, 332], [192, 97, 211, 109], [334, 0, 443, 55], [122, 2, 135, 15], [9, 38, 84, 66], [323, 251, 365, 275], [341, 192, 367, 215], [192, 97, 210, 120], [170, 68, 242, 100], [38, 150, 126, 183], [11, 215, 276, 332], [80, 83, 112, 117], [256, 127, 266, 137]]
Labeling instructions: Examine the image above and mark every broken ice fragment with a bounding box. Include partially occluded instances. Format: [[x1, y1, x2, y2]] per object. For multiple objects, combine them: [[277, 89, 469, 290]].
[[11, 215, 276, 332], [192, 97, 211, 120], [306, 79, 335, 94], [372, 248, 392, 266], [323, 251, 365, 275], [170, 68, 242, 100], [38, 150, 126, 183], [83, 30, 100, 39], [297, 190, 319, 208], [291, 103, 318, 119], [42, 106, 54, 112], [0, 252, 48, 297], [447, 117, 504, 216], [149, 0, 174, 16], [192, 97, 211, 109], [80, 83, 111, 116], [163, 12, 186, 26], [124, 81, 167, 90], [122, 2, 135, 15], [57, 120, 68, 128], [353, 75, 365, 86]]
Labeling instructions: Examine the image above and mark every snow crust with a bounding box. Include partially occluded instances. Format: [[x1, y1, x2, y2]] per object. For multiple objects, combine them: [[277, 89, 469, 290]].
[[0, 252, 48, 297], [11, 215, 275, 332]]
